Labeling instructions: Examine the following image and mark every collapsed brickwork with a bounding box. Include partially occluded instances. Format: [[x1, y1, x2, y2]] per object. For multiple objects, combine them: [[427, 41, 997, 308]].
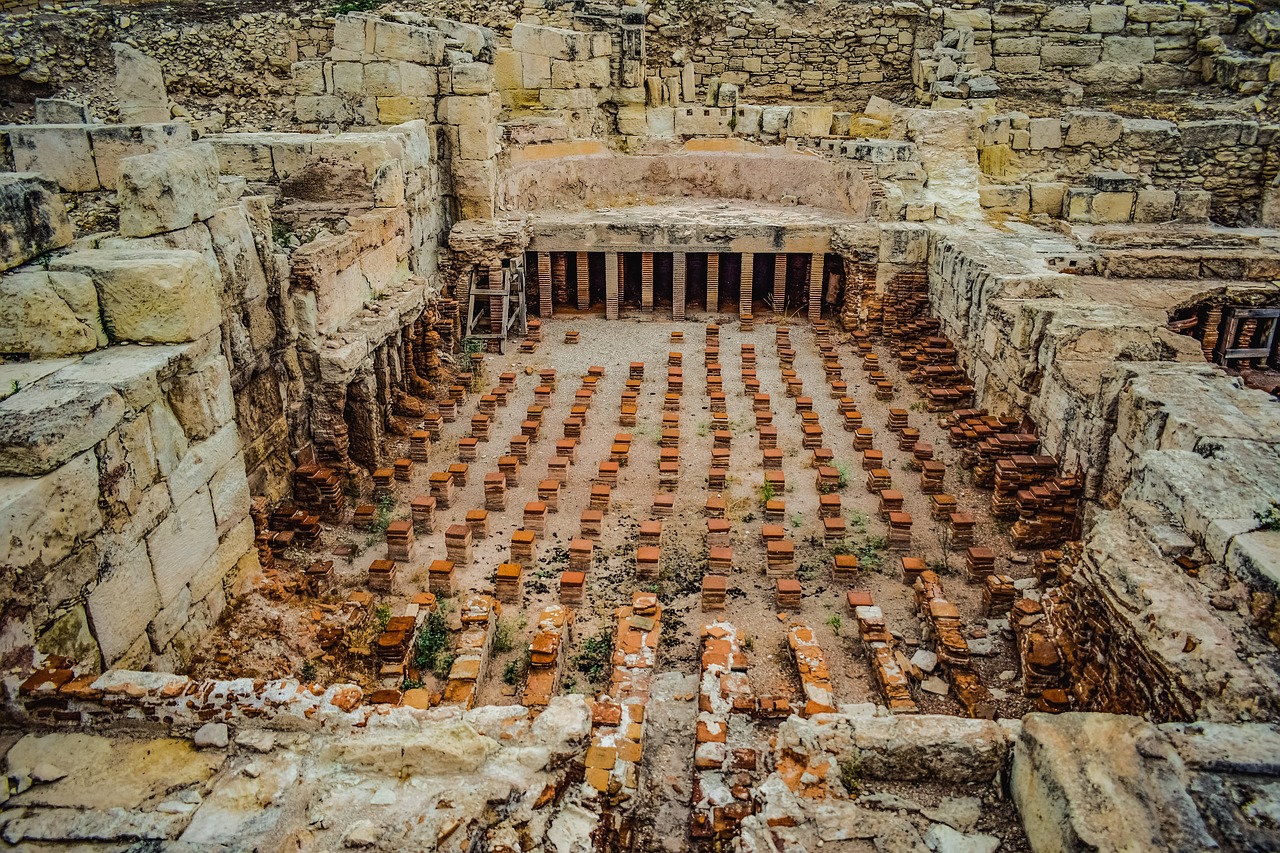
[[0, 1, 1278, 851]]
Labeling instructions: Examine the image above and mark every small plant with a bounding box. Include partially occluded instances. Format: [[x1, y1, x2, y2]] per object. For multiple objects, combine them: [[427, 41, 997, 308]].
[[433, 653, 455, 680], [573, 631, 613, 684], [857, 535, 888, 571], [564, 676, 578, 693], [643, 581, 661, 593], [839, 755, 862, 795], [461, 336, 484, 355], [331, 0, 378, 14], [791, 513, 804, 528], [300, 659, 318, 682], [413, 609, 451, 672], [374, 603, 392, 632], [848, 509, 868, 532], [698, 422, 711, 436], [835, 461, 851, 490], [741, 634, 755, 652], [401, 677, 424, 691], [270, 219, 292, 248], [493, 618, 518, 655], [826, 613, 843, 636], [759, 481, 776, 506], [909, 401, 926, 413], [1257, 503, 1280, 531], [503, 650, 530, 687], [371, 494, 395, 534], [1195, 441, 1223, 459]]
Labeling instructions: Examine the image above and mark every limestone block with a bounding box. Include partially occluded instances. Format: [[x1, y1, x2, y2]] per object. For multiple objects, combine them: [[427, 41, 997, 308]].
[[292, 61, 325, 95], [616, 105, 647, 136], [647, 106, 675, 138], [879, 224, 929, 264], [943, 8, 991, 29], [397, 62, 437, 98], [113, 43, 168, 125], [1176, 190, 1211, 222], [1134, 189, 1177, 222], [206, 204, 268, 305], [994, 36, 1042, 55], [0, 450, 102, 571], [375, 97, 430, 125], [452, 62, 494, 95], [87, 539, 161, 663], [189, 515, 255, 603], [538, 88, 597, 109], [166, 358, 234, 445], [511, 23, 605, 60], [0, 379, 124, 476], [1041, 44, 1102, 66], [761, 106, 791, 137], [89, 123, 193, 189], [994, 55, 1041, 73], [147, 486, 219, 606], [674, 106, 732, 137], [331, 61, 364, 95], [373, 20, 445, 65], [1064, 187, 1096, 221], [1030, 182, 1067, 216], [1102, 36, 1156, 64], [117, 144, 219, 238], [1090, 4, 1128, 32], [1128, 3, 1182, 23], [1063, 110, 1123, 147], [148, 583, 192, 650], [1091, 191, 1136, 222], [4, 126, 99, 192], [789, 105, 834, 137], [979, 184, 1031, 212], [493, 48, 521, 92], [34, 98, 91, 124], [520, 52, 552, 89], [330, 14, 371, 61], [0, 271, 106, 357], [1121, 118, 1178, 147], [831, 112, 852, 137], [453, 158, 497, 220], [1041, 5, 1091, 32], [295, 95, 352, 124], [209, 452, 250, 535], [0, 174, 72, 272], [736, 105, 762, 136], [51, 249, 220, 344], [1179, 119, 1244, 149], [205, 136, 275, 181]]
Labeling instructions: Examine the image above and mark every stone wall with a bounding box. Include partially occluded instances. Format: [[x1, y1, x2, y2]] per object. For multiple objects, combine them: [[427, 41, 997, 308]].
[[923, 221, 1280, 722], [978, 109, 1279, 226], [0, 156, 261, 673]]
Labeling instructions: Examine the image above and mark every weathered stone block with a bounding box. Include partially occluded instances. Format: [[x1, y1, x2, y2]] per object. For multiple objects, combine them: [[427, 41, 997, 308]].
[[331, 61, 364, 95], [1176, 190, 1211, 222], [292, 61, 325, 95], [790, 105, 834, 137], [1179, 119, 1244, 149], [1030, 182, 1067, 216], [1041, 5, 1091, 31], [1063, 110, 1123, 146], [1134, 189, 1177, 222], [34, 98, 91, 124], [944, 8, 992, 29], [376, 96, 431, 125], [994, 36, 1042, 55], [1041, 44, 1102, 66], [0, 271, 106, 357], [1128, 3, 1182, 23], [1091, 191, 1136, 222], [979, 184, 1031, 212], [113, 43, 168, 125], [1121, 118, 1178, 147], [1101, 36, 1155, 64], [994, 55, 1042, 73], [1090, 4, 1127, 33], [0, 382, 124, 476], [89, 123, 193, 189], [0, 449, 102, 571], [147, 486, 219, 606], [373, 20, 445, 65], [117, 143, 219, 238], [51, 249, 221, 344], [0, 174, 72, 272], [452, 62, 494, 95], [87, 540, 161, 663], [4, 125, 99, 192], [761, 106, 791, 136]]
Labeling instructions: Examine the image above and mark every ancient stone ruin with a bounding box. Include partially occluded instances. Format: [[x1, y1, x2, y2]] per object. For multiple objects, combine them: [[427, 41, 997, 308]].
[[0, 0, 1278, 849]]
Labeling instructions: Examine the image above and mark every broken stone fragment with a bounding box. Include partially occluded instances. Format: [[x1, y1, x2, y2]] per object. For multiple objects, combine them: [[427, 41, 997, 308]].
[[193, 722, 229, 749]]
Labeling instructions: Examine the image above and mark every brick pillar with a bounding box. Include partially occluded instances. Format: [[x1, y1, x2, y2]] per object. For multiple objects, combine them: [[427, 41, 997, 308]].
[[576, 251, 590, 310], [808, 252, 823, 321], [537, 252, 552, 319], [739, 252, 754, 319], [641, 251, 654, 311], [551, 251, 568, 313], [605, 251, 619, 320], [773, 253, 787, 314], [672, 251, 687, 321], [489, 264, 504, 336], [706, 253, 720, 313]]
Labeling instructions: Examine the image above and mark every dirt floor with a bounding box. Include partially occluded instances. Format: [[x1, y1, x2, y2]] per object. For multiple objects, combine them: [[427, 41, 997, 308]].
[[192, 311, 1038, 723]]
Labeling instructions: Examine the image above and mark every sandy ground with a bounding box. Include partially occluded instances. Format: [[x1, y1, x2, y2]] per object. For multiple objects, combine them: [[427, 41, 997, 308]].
[[192, 311, 1040, 716]]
